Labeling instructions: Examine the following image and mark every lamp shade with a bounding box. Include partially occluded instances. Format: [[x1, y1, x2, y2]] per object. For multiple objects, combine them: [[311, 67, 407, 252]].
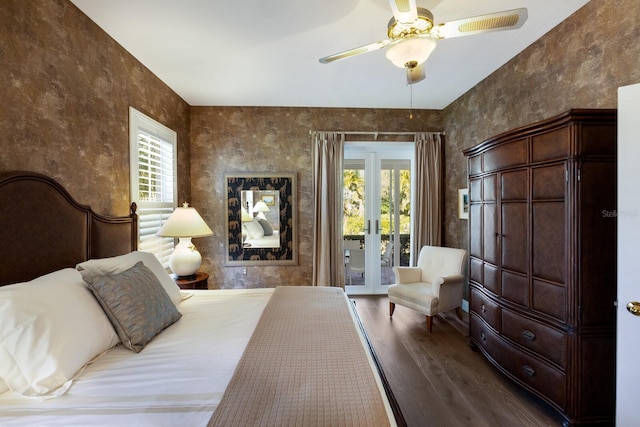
[[385, 35, 437, 68], [253, 201, 270, 213], [156, 202, 213, 238]]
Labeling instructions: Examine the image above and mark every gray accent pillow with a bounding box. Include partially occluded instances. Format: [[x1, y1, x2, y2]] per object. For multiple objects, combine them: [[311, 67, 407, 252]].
[[257, 218, 274, 236], [86, 261, 182, 353]]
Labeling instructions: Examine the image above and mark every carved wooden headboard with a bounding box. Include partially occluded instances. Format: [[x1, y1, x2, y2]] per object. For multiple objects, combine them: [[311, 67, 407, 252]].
[[0, 171, 138, 286]]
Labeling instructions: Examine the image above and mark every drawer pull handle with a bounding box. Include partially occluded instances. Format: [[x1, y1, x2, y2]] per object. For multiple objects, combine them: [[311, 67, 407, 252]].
[[480, 332, 486, 342], [522, 365, 536, 377], [481, 304, 486, 313], [522, 330, 536, 341]]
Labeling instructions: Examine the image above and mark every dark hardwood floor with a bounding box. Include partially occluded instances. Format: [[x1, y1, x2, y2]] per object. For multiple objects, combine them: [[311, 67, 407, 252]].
[[352, 295, 566, 427]]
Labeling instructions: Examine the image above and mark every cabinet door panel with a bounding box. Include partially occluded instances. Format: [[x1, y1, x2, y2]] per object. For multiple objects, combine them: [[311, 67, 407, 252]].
[[483, 138, 528, 172], [579, 161, 617, 327], [533, 279, 567, 323], [532, 126, 569, 162], [469, 177, 482, 202], [483, 174, 497, 201], [483, 263, 500, 295], [502, 202, 528, 274], [502, 270, 529, 307], [483, 203, 498, 265], [501, 169, 528, 201], [533, 164, 565, 200], [532, 202, 566, 284], [469, 204, 483, 259], [469, 257, 483, 283]]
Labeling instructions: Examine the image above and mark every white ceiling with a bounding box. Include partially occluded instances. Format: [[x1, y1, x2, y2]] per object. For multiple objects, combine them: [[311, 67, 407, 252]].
[[70, 0, 589, 110]]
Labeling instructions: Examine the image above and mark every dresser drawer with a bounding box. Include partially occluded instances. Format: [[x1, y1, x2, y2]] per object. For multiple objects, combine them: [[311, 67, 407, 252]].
[[491, 335, 567, 411], [469, 312, 499, 355], [501, 308, 568, 369], [471, 314, 567, 411], [470, 287, 501, 331]]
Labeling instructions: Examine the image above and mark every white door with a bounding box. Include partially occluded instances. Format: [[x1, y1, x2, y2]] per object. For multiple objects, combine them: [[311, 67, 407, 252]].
[[617, 83, 640, 426], [343, 143, 414, 295]]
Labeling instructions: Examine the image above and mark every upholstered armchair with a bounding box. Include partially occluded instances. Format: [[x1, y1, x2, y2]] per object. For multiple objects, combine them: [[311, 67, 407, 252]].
[[388, 245, 467, 333]]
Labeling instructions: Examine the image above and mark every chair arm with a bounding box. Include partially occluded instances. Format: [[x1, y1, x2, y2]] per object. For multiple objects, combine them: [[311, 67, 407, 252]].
[[432, 273, 465, 307], [393, 267, 422, 284]]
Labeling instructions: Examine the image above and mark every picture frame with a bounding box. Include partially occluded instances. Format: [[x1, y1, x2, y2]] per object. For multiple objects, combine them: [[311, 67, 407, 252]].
[[261, 194, 276, 206], [225, 173, 297, 266], [458, 188, 469, 220]]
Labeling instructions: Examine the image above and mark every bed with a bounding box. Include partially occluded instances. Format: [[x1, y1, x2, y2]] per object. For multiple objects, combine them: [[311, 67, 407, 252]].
[[0, 171, 405, 426], [242, 218, 280, 248]]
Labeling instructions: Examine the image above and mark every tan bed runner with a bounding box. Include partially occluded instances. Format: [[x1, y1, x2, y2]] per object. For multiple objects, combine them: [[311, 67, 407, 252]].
[[208, 286, 391, 427]]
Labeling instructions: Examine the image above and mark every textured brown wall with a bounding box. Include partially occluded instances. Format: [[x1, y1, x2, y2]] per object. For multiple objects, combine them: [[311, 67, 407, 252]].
[[0, 0, 191, 215], [442, 0, 640, 251], [190, 107, 442, 288], [3, 0, 638, 290]]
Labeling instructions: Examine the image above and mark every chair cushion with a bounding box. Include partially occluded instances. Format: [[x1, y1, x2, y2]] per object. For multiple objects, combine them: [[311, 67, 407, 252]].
[[417, 246, 466, 284], [388, 283, 439, 316]]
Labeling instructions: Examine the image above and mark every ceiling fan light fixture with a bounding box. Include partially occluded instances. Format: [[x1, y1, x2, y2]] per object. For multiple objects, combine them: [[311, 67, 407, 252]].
[[385, 36, 436, 68]]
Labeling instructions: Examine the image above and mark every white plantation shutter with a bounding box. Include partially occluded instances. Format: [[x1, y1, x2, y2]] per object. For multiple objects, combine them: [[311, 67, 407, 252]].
[[138, 206, 174, 265], [130, 107, 177, 268]]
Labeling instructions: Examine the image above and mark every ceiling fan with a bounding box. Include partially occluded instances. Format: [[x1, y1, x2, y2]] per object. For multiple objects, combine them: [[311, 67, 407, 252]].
[[319, 0, 528, 84]]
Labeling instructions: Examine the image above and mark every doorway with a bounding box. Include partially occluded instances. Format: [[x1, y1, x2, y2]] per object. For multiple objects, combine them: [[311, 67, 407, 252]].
[[616, 82, 640, 426], [343, 142, 413, 295]]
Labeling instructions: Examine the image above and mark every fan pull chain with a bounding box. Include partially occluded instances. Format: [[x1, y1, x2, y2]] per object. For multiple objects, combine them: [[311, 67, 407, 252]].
[[409, 84, 414, 120]]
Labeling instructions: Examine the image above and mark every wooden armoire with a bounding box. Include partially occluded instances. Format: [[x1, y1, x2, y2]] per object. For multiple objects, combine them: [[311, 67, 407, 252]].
[[462, 109, 616, 426]]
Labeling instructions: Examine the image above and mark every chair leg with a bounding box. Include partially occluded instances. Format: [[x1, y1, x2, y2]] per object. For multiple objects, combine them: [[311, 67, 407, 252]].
[[389, 302, 395, 317], [426, 315, 433, 333], [455, 307, 464, 320]]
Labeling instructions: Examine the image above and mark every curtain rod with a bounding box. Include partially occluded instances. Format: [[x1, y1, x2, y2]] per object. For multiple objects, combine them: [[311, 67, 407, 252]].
[[309, 130, 446, 138]]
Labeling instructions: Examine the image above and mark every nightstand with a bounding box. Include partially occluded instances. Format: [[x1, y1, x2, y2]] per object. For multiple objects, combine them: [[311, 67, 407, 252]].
[[174, 272, 209, 290]]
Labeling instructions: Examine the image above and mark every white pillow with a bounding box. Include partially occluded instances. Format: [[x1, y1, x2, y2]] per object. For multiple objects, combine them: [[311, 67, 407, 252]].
[[76, 251, 182, 304], [0, 269, 119, 397], [244, 219, 265, 239]]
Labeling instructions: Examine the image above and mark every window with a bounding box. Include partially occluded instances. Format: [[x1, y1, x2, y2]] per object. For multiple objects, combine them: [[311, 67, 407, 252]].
[[129, 107, 177, 268]]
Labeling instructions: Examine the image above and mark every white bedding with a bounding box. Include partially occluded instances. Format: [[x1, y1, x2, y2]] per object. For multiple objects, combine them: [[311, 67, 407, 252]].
[[244, 231, 280, 248], [0, 287, 396, 426], [0, 289, 272, 427]]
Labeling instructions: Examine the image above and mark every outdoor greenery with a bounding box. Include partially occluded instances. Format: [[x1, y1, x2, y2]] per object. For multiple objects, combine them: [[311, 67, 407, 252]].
[[343, 168, 411, 236]]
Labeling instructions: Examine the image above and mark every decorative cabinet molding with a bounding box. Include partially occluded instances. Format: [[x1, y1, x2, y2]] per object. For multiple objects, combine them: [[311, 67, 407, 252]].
[[463, 110, 617, 426]]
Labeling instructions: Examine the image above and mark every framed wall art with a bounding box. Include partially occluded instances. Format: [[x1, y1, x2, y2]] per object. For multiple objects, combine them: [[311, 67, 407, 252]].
[[458, 188, 469, 220]]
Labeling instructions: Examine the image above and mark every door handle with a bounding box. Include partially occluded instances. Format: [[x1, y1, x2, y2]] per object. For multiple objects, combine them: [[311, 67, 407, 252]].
[[364, 220, 371, 234], [375, 220, 379, 234], [627, 301, 640, 316]]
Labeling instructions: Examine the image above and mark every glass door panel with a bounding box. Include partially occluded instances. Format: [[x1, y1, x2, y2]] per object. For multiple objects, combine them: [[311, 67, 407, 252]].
[[344, 143, 413, 295], [343, 159, 366, 287], [379, 159, 411, 286]]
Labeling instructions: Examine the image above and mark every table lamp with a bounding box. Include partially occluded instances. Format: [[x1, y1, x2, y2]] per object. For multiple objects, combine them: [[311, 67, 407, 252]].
[[253, 200, 270, 220], [156, 202, 213, 277]]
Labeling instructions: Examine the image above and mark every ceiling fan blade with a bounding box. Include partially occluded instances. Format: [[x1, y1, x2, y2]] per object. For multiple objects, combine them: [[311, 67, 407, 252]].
[[319, 40, 390, 64], [388, 0, 418, 24], [406, 62, 425, 84], [434, 8, 528, 39]]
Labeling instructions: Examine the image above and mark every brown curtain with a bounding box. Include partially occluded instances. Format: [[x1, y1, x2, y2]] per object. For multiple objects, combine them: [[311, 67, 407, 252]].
[[311, 132, 345, 287], [412, 132, 443, 262]]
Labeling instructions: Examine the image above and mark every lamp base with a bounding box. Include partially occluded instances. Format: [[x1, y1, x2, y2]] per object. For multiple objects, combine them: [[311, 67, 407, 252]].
[[169, 237, 202, 277], [172, 273, 197, 280]]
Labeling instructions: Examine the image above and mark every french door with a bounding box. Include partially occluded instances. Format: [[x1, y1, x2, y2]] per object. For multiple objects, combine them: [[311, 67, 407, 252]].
[[343, 143, 413, 295]]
